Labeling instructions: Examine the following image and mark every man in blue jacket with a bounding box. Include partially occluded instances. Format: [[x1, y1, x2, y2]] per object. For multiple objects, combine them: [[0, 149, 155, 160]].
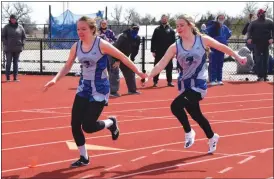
[[206, 14, 232, 85]]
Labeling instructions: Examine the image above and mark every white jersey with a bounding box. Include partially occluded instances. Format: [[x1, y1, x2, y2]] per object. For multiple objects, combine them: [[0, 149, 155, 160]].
[[176, 35, 208, 98], [76, 36, 109, 104]]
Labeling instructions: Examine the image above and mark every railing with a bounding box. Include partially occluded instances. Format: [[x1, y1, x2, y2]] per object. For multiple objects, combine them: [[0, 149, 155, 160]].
[[1, 38, 273, 81]]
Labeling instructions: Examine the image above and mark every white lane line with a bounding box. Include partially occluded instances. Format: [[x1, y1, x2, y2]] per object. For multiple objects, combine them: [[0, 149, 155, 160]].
[[2, 113, 272, 136], [152, 149, 165, 155], [81, 174, 94, 179], [105, 164, 122, 171], [2, 115, 70, 123], [165, 149, 252, 157], [238, 156, 256, 164], [130, 156, 147, 162], [2, 123, 273, 151], [2, 93, 272, 113], [2, 98, 272, 123], [260, 148, 273, 153], [2, 143, 273, 173], [103, 101, 272, 114], [109, 148, 270, 179], [218, 167, 233, 174], [211, 120, 273, 125]]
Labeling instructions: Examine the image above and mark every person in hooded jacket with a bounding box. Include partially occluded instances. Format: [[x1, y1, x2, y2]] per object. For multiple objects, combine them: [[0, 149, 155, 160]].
[[206, 14, 232, 86], [2, 14, 26, 82], [110, 23, 141, 96]]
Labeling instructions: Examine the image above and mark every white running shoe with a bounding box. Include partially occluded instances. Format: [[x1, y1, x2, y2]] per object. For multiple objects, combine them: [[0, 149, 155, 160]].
[[208, 133, 220, 154], [217, 81, 224, 85], [184, 129, 196, 148], [209, 82, 218, 86]]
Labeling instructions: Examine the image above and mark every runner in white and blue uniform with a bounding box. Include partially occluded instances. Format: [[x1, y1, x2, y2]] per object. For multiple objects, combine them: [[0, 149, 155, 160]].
[[176, 35, 208, 98], [44, 16, 147, 168], [76, 36, 110, 104], [146, 14, 247, 154]]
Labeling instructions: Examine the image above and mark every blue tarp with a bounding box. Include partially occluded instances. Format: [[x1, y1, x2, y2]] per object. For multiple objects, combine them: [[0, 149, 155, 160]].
[[49, 9, 104, 49]]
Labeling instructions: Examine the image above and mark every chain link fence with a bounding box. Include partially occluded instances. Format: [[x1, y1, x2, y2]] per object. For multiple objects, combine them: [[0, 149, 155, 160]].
[[1, 38, 274, 81]]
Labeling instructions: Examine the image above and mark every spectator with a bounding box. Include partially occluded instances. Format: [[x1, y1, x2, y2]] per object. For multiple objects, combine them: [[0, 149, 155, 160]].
[[206, 14, 232, 85], [2, 14, 26, 82], [236, 46, 254, 74], [201, 23, 207, 34], [110, 23, 141, 97], [151, 14, 176, 87], [242, 13, 257, 73], [98, 20, 117, 44], [98, 20, 118, 96], [247, 8, 274, 81], [242, 14, 257, 36]]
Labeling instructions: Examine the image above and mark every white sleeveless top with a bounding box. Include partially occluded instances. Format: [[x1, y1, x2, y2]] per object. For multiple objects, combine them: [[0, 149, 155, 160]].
[[176, 35, 208, 98]]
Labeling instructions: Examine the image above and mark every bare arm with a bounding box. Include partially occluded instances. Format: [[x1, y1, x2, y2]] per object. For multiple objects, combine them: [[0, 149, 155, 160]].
[[148, 43, 176, 79], [100, 39, 144, 78], [202, 35, 242, 61], [52, 42, 77, 82]]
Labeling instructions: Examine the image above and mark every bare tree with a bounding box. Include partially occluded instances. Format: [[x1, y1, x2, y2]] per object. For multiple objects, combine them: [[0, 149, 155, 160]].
[[140, 14, 153, 25], [242, 2, 273, 19], [150, 17, 158, 25], [2, 2, 33, 23], [124, 8, 140, 25], [243, 2, 258, 17], [193, 13, 200, 23], [111, 5, 123, 25], [263, 2, 273, 19]]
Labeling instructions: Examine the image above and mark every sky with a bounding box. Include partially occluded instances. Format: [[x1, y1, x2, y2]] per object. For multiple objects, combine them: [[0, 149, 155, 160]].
[[1, 1, 273, 24]]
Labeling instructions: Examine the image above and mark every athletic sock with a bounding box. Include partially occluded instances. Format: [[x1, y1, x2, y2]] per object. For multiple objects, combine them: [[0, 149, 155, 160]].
[[103, 119, 114, 128], [78, 145, 88, 160]]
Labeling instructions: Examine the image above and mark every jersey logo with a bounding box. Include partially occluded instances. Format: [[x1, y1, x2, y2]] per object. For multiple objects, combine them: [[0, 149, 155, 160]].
[[81, 57, 95, 68], [186, 56, 194, 65]]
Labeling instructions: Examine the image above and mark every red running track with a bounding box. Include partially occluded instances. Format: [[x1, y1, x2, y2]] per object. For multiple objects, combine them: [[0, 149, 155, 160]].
[[2, 75, 273, 179]]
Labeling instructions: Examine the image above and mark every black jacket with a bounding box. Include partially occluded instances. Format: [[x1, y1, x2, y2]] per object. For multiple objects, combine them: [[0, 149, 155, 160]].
[[2, 21, 26, 52], [151, 24, 176, 56], [247, 18, 274, 52], [113, 29, 141, 62], [242, 22, 250, 35]]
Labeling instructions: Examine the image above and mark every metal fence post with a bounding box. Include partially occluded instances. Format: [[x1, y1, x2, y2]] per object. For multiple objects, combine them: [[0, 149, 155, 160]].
[[40, 39, 43, 73], [141, 37, 146, 73], [145, 24, 148, 49]]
